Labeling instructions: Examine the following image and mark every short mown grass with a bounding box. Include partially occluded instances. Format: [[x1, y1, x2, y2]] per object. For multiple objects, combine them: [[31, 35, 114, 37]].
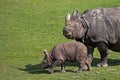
[[0, 0, 120, 80]]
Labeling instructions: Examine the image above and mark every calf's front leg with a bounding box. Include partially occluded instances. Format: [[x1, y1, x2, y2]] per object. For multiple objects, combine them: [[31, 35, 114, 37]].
[[49, 59, 63, 74], [61, 62, 66, 72]]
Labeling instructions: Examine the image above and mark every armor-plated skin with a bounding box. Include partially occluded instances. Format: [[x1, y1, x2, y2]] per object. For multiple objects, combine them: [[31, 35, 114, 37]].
[[63, 7, 120, 67], [40, 42, 91, 73]]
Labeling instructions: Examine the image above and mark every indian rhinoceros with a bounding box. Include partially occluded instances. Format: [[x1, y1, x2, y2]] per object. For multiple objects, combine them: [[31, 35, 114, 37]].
[[40, 42, 91, 73], [63, 7, 120, 67]]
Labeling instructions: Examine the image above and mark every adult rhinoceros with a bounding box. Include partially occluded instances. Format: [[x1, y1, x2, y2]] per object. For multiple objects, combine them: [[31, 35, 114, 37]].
[[63, 7, 120, 67]]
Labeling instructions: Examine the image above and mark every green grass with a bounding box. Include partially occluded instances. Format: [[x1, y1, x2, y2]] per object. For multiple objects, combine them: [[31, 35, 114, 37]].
[[0, 0, 120, 80]]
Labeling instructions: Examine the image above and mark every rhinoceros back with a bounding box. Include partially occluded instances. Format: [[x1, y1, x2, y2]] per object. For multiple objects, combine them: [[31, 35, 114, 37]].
[[82, 7, 120, 44]]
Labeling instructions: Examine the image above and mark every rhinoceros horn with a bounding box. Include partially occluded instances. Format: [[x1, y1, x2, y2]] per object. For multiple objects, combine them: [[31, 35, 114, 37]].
[[72, 10, 78, 17], [43, 49, 49, 57], [65, 13, 71, 22]]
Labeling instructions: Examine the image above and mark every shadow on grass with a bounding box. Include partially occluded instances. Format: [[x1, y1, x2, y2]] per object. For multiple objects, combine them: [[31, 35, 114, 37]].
[[92, 58, 120, 67], [18, 64, 50, 74], [18, 63, 77, 74], [18, 58, 120, 74]]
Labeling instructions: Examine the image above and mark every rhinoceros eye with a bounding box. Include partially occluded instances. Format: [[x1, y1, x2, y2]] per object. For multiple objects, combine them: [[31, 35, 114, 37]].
[[43, 60, 47, 63], [66, 21, 71, 26], [74, 23, 78, 28], [75, 23, 79, 26]]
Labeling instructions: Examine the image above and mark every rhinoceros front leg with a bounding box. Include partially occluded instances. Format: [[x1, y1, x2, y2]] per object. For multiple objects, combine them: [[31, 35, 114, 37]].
[[97, 42, 108, 67], [87, 46, 94, 64]]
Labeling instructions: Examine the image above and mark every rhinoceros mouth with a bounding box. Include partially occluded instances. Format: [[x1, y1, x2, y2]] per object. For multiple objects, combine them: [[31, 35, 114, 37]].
[[63, 31, 73, 39], [40, 64, 49, 69]]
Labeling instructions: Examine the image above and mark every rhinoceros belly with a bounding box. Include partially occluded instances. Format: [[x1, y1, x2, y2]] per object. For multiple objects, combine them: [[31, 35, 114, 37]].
[[109, 40, 120, 52]]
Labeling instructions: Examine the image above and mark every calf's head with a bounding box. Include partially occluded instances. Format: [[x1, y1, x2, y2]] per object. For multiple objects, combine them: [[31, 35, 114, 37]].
[[63, 10, 84, 39], [40, 49, 52, 69]]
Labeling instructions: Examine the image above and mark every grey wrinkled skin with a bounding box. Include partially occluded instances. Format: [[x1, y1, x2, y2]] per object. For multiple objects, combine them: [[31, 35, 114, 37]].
[[63, 7, 120, 67], [40, 42, 91, 73]]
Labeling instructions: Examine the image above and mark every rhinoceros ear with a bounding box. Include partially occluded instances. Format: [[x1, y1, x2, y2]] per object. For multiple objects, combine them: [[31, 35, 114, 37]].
[[72, 10, 78, 17], [43, 49, 49, 57], [65, 13, 71, 22]]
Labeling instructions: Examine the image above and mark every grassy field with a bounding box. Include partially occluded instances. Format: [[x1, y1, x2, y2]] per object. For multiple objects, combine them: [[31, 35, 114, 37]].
[[0, 0, 120, 80]]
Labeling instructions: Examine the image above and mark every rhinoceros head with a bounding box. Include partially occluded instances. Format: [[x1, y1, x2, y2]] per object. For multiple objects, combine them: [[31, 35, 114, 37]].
[[63, 10, 85, 39], [40, 49, 52, 69]]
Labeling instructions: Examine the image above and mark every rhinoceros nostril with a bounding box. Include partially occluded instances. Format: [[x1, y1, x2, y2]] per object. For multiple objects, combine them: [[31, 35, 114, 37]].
[[63, 29, 67, 34], [63, 27, 71, 32], [64, 30, 68, 34]]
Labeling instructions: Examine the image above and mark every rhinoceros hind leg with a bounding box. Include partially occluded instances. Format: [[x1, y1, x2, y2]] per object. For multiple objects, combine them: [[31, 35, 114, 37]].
[[85, 61, 92, 71], [77, 61, 86, 73]]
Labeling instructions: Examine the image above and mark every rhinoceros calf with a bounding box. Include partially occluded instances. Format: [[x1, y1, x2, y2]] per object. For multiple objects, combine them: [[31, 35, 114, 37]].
[[63, 7, 120, 67], [40, 42, 91, 73]]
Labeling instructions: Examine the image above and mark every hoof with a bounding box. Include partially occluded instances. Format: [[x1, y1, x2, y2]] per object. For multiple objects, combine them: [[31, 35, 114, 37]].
[[83, 65, 88, 70], [102, 64, 108, 67], [61, 69, 66, 73], [87, 67, 92, 71], [97, 64, 101, 67], [97, 63, 108, 67], [49, 69, 54, 74], [77, 70, 82, 73]]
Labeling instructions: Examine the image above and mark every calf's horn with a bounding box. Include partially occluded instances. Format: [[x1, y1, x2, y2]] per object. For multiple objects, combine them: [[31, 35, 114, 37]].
[[43, 49, 49, 57], [65, 13, 70, 22]]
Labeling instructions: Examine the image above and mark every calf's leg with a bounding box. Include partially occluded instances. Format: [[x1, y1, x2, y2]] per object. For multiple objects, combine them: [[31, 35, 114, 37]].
[[78, 61, 86, 73], [61, 62, 66, 72], [85, 60, 92, 71], [49, 59, 63, 74]]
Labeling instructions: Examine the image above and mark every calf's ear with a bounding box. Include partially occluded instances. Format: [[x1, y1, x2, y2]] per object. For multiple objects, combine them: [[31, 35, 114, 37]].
[[43, 49, 49, 57]]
